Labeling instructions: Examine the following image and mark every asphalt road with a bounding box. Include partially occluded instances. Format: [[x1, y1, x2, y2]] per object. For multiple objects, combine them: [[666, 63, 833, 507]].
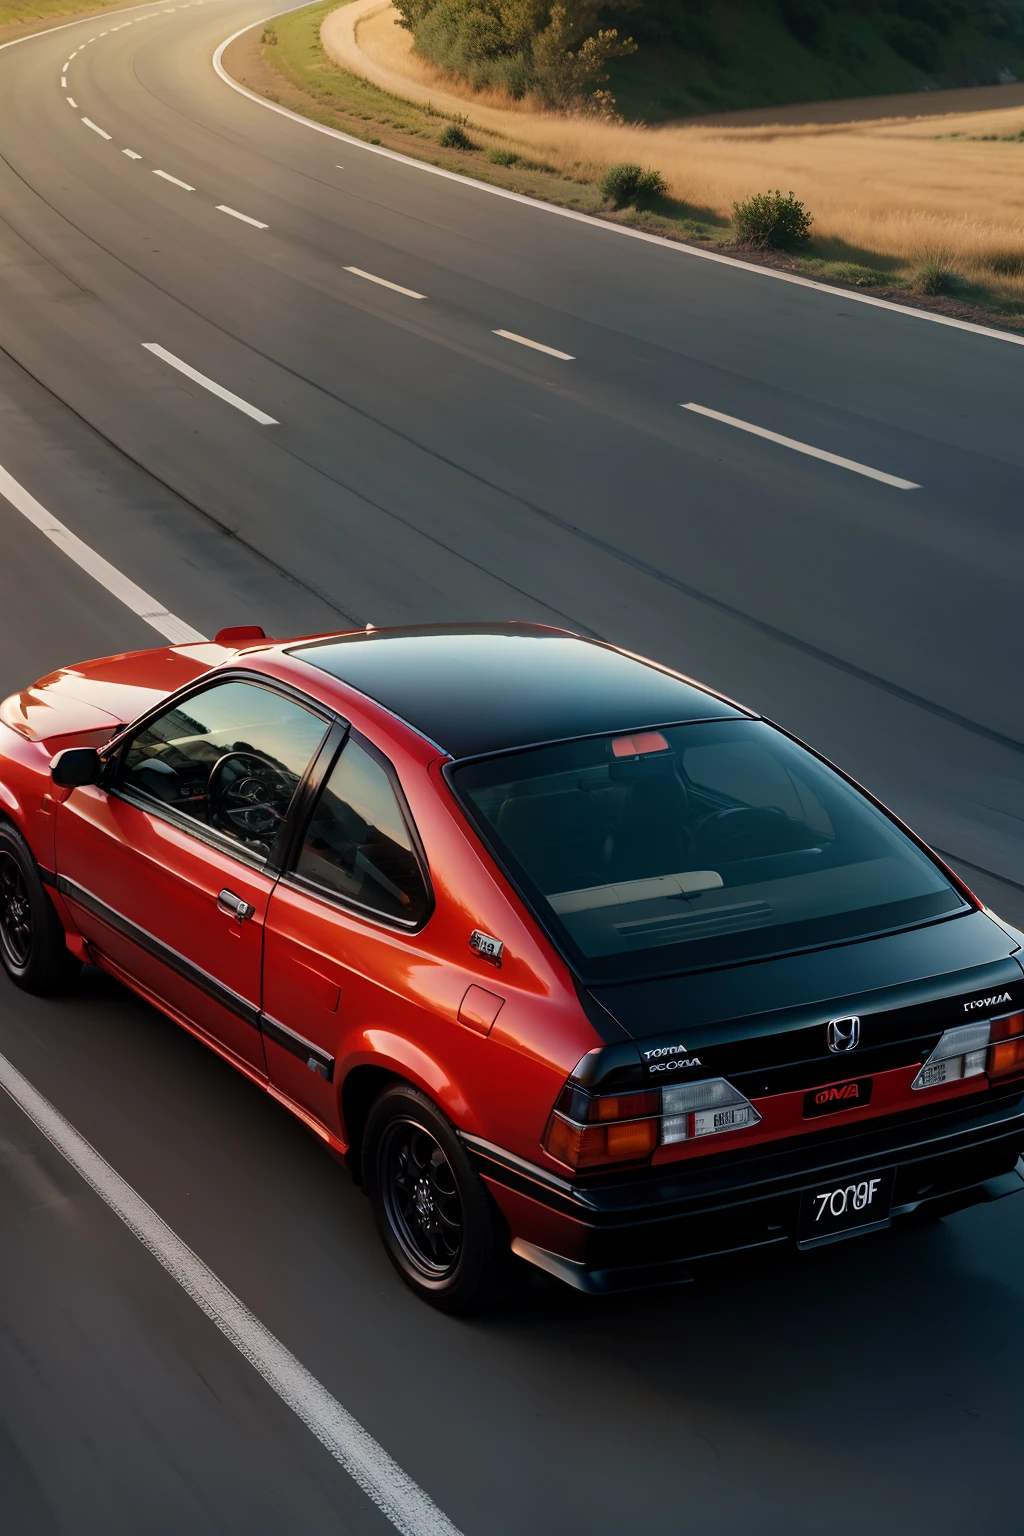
[[0, 4, 1023, 1532]]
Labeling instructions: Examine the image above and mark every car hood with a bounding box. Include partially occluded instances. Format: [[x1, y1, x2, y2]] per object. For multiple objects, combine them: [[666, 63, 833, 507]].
[[0, 642, 231, 748], [587, 911, 1024, 1092]]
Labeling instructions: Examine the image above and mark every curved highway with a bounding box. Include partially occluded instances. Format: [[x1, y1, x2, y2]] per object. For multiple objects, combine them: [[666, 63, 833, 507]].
[[1, 5, 1023, 1531]]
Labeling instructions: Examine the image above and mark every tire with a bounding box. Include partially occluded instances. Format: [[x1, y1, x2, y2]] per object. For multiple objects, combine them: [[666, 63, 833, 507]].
[[0, 823, 81, 995], [363, 1083, 508, 1313]]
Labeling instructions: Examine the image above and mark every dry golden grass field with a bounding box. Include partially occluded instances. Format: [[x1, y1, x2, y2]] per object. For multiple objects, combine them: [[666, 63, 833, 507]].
[[326, 0, 1024, 301]]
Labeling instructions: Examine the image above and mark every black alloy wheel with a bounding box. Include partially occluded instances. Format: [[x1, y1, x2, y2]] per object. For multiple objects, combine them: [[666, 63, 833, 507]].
[[364, 1083, 509, 1312], [380, 1119, 464, 1279], [0, 851, 31, 971], [0, 824, 81, 995]]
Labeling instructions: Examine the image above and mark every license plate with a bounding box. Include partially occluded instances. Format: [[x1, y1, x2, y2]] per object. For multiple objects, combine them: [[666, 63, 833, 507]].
[[797, 1168, 895, 1248]]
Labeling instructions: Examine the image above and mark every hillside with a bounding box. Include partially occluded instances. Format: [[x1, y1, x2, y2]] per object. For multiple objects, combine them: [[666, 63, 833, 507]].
[[394, 0, 1024, 121], [614, 0, 1024, 119]]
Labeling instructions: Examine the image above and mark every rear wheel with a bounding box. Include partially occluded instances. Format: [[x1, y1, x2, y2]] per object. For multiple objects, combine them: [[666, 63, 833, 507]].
[[0, 824, 80, 995], [364, 1083, 507, 1313]]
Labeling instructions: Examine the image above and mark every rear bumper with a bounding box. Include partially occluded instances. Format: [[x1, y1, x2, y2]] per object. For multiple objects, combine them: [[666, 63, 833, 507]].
[[465, 1087, 1024, 1294]]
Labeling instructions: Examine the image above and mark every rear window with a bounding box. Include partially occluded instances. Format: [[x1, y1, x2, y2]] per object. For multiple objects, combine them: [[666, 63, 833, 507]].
[[452, 720, 966, 981]]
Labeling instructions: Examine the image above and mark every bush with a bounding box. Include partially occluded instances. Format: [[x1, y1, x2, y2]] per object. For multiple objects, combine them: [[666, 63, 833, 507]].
[[397, 0, 635, 111], [438, 123, 476, 150], [732, 188, 813, 248], [916, 259, 968, 295], [600, 162, 666, 208], [260, 25, 278, 44], [487, 147, 520, 165]]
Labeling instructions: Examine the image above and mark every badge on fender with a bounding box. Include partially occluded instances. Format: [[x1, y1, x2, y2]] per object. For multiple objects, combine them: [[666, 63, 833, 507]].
[[469, 930, 503, 966]]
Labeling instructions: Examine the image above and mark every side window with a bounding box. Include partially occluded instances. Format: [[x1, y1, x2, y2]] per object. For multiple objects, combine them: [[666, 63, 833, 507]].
[[119, 680, 327, 858], [293, 737, 429, 924]]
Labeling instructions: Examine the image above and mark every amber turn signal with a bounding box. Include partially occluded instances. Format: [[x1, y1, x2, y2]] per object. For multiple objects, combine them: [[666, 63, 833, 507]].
[[990, 1011, 1024, 1042], [544, 1113, 659, 1170]]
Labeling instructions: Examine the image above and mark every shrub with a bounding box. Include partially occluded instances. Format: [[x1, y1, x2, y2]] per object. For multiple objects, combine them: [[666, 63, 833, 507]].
[[600, 162, 666, 208], [916, 259, 968, 295], [438, 123, 476, 150], [487, 147, 520, 165], [397, 0, 635, 112], [260, 25, 278, 44], [732, 188, 813, 248]]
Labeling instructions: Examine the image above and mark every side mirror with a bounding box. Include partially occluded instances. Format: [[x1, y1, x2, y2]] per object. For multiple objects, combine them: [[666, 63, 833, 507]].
[[50, 747, 103, 788]]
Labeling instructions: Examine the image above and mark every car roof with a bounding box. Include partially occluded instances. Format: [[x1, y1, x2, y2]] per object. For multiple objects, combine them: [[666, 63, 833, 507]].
[[289, 624, 747, 759]]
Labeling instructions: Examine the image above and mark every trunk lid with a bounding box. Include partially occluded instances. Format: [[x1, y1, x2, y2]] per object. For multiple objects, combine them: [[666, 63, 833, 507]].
[[588, 911, 1024, 1098]]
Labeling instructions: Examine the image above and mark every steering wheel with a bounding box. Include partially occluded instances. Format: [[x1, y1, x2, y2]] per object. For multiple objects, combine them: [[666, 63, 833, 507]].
[[207, 751, 295, 843], [692, 805, 814, 865]]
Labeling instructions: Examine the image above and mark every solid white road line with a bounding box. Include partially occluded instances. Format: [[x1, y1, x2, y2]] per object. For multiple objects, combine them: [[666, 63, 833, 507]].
[[681, 402, 922, 490], [493, 329, 574, 360], [0, 1052, 464, 1536], [216, 204, 268, 229], [66, 97, 77, 107], [142, 343, 279, 426], [123, 148, 143, 159], [82, 117, 111, 139], [343, 266, 424, 299], [153, 169, 195, 190], [211, 17, 1023, 351], [0, 463, 203, 644]]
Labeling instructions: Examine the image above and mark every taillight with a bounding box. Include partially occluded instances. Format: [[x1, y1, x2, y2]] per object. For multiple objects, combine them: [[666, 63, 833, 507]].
[[988, 1011, 1024, 1078], [543, 1078, 761, 1171], [661, 1078, 762, 1141], [912, 1011, 1024, 1090]]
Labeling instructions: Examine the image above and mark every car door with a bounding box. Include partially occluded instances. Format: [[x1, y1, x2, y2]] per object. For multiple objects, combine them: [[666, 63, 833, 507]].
[[261, 730, 434, 1126], [55, 675, 330, 1076]]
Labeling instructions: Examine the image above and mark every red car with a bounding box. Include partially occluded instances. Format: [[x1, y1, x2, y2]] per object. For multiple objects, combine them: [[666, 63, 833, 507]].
[[1, 623, 1022, 1310]]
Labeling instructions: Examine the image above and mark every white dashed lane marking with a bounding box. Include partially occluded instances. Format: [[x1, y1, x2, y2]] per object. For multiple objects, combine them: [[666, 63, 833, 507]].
[[216, 205, 268, 229], [343, 266, 424, 299], [153, 169, 194, 190], [82, 117, 111, 139], [680, 403, 922, 490], [66, 96, 77, 107], [142, 343, 279, 425], [493, 329, 574, 360]]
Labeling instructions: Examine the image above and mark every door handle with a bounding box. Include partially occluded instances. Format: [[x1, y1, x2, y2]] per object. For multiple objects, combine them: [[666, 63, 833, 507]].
[[218, 889, 255, 921]]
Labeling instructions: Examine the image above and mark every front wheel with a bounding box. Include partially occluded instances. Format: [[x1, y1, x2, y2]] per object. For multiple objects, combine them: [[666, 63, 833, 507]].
[[363, 1084, 508, 1313], [0, 823, 80, 995]]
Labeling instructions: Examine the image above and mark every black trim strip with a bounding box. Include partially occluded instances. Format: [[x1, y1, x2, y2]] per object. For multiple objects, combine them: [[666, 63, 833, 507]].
[[57, 876, 261, 1031], [459, 1131, 589, 1220], [39, 865, 56, 889], [261, 1014, 335, 1081]]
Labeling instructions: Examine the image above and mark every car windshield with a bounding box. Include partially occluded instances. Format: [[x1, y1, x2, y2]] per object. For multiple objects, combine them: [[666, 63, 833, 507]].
[[453, 720, 967, 981]]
